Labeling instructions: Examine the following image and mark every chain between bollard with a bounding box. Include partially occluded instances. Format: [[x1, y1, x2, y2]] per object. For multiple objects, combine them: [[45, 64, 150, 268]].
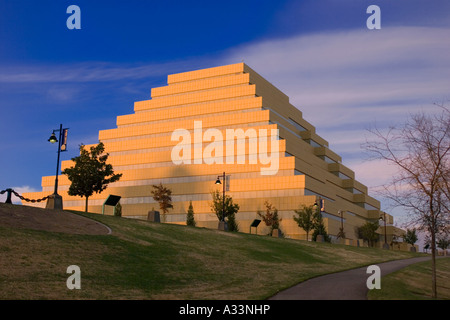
[[1, 188, 51, 203]]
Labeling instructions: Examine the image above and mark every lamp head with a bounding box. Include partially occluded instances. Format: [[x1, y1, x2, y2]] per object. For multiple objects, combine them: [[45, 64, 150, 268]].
[[48, 132, 58, 144], [215, 176, 222, 185]]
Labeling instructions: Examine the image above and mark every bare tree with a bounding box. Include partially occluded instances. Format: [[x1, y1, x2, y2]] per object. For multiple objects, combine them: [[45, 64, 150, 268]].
[[363, 103, 449, 298]]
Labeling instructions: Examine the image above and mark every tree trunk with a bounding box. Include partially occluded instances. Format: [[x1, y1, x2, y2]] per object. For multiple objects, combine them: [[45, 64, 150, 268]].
[[85, 196, 89, 213], [431, 222, 437, 298], [429, 202, 437, 299]]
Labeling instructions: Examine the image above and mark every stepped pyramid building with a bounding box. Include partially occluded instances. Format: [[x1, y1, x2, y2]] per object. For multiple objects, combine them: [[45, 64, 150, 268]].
[[24, 63, 401, 244]]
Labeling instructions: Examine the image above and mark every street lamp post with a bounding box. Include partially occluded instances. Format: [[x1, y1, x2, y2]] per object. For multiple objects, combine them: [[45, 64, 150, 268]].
[[46, 124, 67, 210], [215, 172, 227, 230], [313, 197, 325, 242], [379, 212, 389, 249], [313, 197, 324, 212]]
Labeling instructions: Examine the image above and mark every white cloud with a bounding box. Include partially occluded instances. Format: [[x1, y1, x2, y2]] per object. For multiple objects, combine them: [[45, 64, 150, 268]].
[[219, 25, 450, 222], [222, 26, 450, 127], [220, 26, 450, 157]]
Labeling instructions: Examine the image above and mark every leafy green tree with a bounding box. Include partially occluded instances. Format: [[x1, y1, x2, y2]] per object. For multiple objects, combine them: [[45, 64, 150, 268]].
[[312, 208, 331, 242], [186, 201, 196, 227], [62, 142, 122, 212], [257, 201, 282, 235], [293, 205, 315, 241], [272, 210, 281, 232], [404, 228, 418, 246], [356, 221, 380, 247], [210, 190, 240, 231], [226, 210, 239, 232], [151, 183, 173, 222], [436, 234, 449, 251]]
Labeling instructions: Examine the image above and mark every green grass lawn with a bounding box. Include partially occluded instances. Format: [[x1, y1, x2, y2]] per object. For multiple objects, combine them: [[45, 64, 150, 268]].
[[0, 207, 425, 300], [368, 257, 450, 300]]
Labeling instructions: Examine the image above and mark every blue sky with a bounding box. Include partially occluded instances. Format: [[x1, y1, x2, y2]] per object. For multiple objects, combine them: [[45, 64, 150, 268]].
[[1, 0, 449, 228]]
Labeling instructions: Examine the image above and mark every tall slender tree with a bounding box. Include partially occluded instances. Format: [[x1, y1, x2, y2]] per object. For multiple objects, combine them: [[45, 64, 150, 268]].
[[186, 201, 196, 227], [151, 183, 173, 222], [404, 228, 418, 251], [311, 207, 331, 242], [356, 221, 380, 247], [363, 103, 450, 298], [210, 190, 240, 231], [293, 205, 315, 241], [257, 201, 282, 235]]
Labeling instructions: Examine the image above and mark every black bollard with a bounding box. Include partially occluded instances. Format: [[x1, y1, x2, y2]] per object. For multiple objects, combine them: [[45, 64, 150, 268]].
[[5, 188, 12, 204]]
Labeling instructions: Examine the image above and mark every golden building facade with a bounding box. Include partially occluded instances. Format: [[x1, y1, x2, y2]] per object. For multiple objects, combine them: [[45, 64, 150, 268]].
[[24, 63, 397, 243]]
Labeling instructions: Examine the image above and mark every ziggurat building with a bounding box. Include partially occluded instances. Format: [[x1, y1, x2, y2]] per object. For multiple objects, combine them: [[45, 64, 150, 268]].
[[24, 63, 402, 246]]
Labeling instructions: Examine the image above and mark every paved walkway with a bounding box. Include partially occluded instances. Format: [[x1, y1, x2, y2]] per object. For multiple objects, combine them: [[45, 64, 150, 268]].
[[269, 257, 432, 300]]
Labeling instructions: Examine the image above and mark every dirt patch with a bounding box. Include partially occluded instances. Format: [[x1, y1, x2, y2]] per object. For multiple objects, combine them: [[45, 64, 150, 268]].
[[0, 203, 111, 235]]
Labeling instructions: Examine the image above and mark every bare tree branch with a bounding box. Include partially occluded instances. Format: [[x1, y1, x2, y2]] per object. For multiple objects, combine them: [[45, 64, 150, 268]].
[[362, 102, 449, 299]]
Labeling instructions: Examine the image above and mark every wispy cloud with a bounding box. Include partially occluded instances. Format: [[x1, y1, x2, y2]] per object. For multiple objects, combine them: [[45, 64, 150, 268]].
[[223, 26, 450, 122], [0, 62, 158, 83], [220, 25, 450, 191], [0, 58, 214, 84], [45, 85, 81, 102]]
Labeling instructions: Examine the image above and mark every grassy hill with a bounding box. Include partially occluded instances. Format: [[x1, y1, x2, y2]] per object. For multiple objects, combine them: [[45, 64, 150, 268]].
[[0, 203, 423, 300]]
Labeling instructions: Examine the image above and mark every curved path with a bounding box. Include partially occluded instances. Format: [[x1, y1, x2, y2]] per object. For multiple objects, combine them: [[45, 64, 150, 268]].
[[269, 256, 432, 300]]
